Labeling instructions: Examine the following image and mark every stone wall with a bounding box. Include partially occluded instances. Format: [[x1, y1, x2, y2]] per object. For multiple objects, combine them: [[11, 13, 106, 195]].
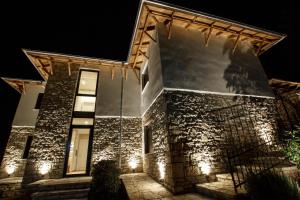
[[0, 127, 34, 179], [165, 90, 278, 193], [22, 62, 79, 184], [142, 90, 279, 193], [142, 92, 173, 190], [93, 117, 142, 173]]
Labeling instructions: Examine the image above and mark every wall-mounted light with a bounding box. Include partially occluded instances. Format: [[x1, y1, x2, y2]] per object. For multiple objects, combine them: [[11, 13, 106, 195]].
[[158, 162, 165, 180], [199, 161, 211, 175], [6, 164, 16, 175], [81, 80, 86, 85], [39, 161, 51, 175], [129, 158, 137, 171]]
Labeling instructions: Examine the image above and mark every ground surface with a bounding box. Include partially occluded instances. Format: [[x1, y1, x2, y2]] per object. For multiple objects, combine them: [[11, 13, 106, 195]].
[[121, 173, 214, 200]]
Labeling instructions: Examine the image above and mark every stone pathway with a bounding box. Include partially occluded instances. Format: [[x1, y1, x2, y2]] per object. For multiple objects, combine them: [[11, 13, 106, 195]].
[[121, 173, 214, 200]]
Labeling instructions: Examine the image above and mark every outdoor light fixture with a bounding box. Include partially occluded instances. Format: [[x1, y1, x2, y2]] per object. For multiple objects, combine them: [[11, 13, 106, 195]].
[[158, 162, 165, 180], [199, 161, 211, 175], [39, 161, 51, 175], [6, 164, 16, 175], [128, 158, 137, 171]]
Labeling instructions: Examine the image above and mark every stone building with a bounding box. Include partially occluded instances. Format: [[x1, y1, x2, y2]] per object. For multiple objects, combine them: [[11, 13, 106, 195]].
[[0, 0, 287, 196]]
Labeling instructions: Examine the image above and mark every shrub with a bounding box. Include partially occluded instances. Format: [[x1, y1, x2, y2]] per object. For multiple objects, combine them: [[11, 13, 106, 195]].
[[90, 160, 121, 200], [283, 125, 300, 169], [245, 171, 300, 200]]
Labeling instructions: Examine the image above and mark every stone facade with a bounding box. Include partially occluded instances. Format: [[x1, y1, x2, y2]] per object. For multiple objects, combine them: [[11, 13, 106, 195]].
[[22, 62, 79, 184], [0, 127, 34, 179], [143, 90, 279, 193], [93, 117, 142, 173]]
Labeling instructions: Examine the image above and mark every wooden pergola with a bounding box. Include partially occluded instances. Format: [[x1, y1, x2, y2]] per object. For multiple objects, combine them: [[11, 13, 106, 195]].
[[10, 0, 286, 86], [1, 77, 44, 94]]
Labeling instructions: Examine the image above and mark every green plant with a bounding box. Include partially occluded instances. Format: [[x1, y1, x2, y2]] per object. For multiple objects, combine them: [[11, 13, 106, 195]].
[[283, 125, 300, 169], [245, 171, 300, 200], [90, 160, 121, 200]]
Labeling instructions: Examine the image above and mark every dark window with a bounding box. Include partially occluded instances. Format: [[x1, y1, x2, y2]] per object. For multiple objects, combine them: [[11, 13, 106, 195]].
[[22, 136, 33, 159], [34, 93, 44, 109], [144, 125, 153, 154], [142, 67, 149, 91]]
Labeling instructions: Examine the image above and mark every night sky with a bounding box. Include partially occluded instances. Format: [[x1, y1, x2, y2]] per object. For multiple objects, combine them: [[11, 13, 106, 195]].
[[0, 0, 299, 161]]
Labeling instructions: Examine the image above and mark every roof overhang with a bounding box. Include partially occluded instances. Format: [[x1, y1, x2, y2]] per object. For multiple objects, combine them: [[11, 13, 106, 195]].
[[269, 78, 300, 95], [1, 77, 44, 94], [127, 0, 286, 69], [5, 0, 286, 89]]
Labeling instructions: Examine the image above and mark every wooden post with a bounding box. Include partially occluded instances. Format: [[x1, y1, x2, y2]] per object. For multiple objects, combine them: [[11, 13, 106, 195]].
[[22, 82, 26, 95], [168, 12, 174, 39], [111, 66, 115, 80], [205, 23, 214, 47], [49, 60, 53, 75], [68, 62, 71, 76], [232, 34, 241, 54]]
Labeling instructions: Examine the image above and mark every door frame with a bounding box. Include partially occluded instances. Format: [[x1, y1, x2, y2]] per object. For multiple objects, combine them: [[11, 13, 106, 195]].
[[63, 125, 94, 177]]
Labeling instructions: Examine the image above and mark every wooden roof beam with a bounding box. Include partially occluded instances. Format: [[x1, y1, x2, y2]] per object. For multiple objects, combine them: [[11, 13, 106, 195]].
[[149, 10, 275, 44], [133, 11, 150, 69], [144, 30, 157, 43], [185, 16, 197, 29], [139, 49, 149, 60]]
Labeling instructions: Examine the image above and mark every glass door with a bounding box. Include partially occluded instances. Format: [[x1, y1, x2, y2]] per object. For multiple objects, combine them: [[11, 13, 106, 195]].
[[66, 128, 90, 175]]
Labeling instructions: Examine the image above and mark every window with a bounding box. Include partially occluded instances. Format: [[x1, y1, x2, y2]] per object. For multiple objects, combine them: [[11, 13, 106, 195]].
[[34, 93, 44, 109], [72, 118, 94, 125], [142, 66, 149, 91], [23, 136, 33, 159], [78, 71, 98, 95], [144, 125, 153, 154], [74, 96, 96, 112]]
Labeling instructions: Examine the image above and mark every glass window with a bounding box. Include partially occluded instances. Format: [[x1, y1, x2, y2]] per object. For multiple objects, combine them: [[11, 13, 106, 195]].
[[78, 71, 98, 95], [74, 96, 96, 112], [144, 125, 153, 154], [72, 118, 94, 125]]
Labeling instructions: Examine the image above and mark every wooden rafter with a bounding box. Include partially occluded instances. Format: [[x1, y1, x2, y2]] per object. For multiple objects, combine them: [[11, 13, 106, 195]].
[[185, 16, 197, 29], [144, 30, 157, 43], [49, 60, 53, 75], [133, 11, 151, 69], [139, 49, 149, 59], [147, 9, 277, 45], [255, 38, 265, 56]]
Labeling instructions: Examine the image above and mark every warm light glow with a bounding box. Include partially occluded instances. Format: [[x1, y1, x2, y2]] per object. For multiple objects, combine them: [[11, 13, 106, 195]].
[[81, 80, 86, 85], [158, 162, 165, 179], [84, 120, 88, 125], [128, 158, 137, 170], [39, 161, 51, 175], [6, 164, 16, 175], [199, 161, 211, 175]]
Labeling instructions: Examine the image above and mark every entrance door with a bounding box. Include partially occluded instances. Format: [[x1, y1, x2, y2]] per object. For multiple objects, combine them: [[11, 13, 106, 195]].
[[66, 128, 90, 175]]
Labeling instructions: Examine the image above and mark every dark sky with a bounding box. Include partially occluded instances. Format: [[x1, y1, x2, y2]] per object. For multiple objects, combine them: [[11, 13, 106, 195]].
[[0, 0, 299, 161]]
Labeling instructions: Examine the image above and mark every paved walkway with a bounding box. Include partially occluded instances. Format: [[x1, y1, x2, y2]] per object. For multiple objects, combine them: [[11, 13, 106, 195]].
[[121, 173, 214, 200]]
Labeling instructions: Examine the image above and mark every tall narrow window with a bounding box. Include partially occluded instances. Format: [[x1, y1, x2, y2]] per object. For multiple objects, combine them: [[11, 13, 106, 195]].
[[142, 66, 149, 91], [144, 125, 153, 154], [78, 71, 98, 95], [23, 136, 33, 159], [34, 93, 44, 109]]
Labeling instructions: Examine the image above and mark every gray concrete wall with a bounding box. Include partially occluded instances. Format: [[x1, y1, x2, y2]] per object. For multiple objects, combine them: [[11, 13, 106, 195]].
[[95, 67, 140, 117], [12, 83, 45, 127], [157, 23, 274, 97], [141, 35, 164, 115]]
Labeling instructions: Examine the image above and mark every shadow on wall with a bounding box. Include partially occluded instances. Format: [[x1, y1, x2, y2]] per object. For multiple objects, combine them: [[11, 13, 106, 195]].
[[222, 39, 271, 96]]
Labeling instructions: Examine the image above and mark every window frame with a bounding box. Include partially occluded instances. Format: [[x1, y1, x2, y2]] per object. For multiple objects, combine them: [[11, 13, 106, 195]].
[[144, 125, 153, 154]]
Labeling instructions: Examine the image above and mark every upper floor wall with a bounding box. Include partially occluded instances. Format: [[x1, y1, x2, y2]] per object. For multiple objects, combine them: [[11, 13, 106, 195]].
[[13, 83, 45, 127], [158, 23, 274, 97]]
